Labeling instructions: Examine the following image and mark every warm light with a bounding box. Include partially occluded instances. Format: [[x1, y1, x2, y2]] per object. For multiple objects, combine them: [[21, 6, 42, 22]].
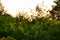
[[1, 0, 57, 18]]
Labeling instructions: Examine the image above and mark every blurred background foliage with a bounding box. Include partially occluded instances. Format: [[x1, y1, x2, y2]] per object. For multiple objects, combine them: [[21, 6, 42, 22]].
[[0, 0, 60, 40], [0, 14, 60, 40]]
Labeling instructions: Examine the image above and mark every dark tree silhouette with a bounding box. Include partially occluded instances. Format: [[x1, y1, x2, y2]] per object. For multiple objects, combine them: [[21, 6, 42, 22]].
[[0, 4, 4, 15], [50, 0, 60, 19]]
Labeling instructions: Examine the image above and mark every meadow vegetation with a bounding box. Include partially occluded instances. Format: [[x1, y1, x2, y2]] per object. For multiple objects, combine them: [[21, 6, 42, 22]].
[[0, 14, 60, 40], [0, 0, 60, 40]]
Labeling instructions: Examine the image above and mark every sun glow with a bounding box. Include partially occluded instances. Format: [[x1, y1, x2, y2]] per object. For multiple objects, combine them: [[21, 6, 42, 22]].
[[1, 0, 57, 18]]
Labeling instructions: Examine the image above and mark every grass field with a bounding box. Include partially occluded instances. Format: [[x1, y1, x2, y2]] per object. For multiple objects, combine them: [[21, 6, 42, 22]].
[[0, 14, 60, 40]]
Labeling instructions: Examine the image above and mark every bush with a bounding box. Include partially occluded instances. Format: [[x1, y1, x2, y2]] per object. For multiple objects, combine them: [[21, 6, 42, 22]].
[[0, 15, 60, 40]]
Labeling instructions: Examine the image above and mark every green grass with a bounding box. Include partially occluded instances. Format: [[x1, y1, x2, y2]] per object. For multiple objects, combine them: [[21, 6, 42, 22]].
[[0, 14, 60, 40]]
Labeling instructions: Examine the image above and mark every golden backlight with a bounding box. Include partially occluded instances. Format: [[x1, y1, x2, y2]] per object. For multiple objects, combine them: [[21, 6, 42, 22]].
[[1, 0, 57, 18]]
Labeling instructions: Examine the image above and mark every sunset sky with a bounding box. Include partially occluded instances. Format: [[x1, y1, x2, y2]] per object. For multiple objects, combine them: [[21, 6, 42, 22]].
[[1, 0, 57, 18]]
